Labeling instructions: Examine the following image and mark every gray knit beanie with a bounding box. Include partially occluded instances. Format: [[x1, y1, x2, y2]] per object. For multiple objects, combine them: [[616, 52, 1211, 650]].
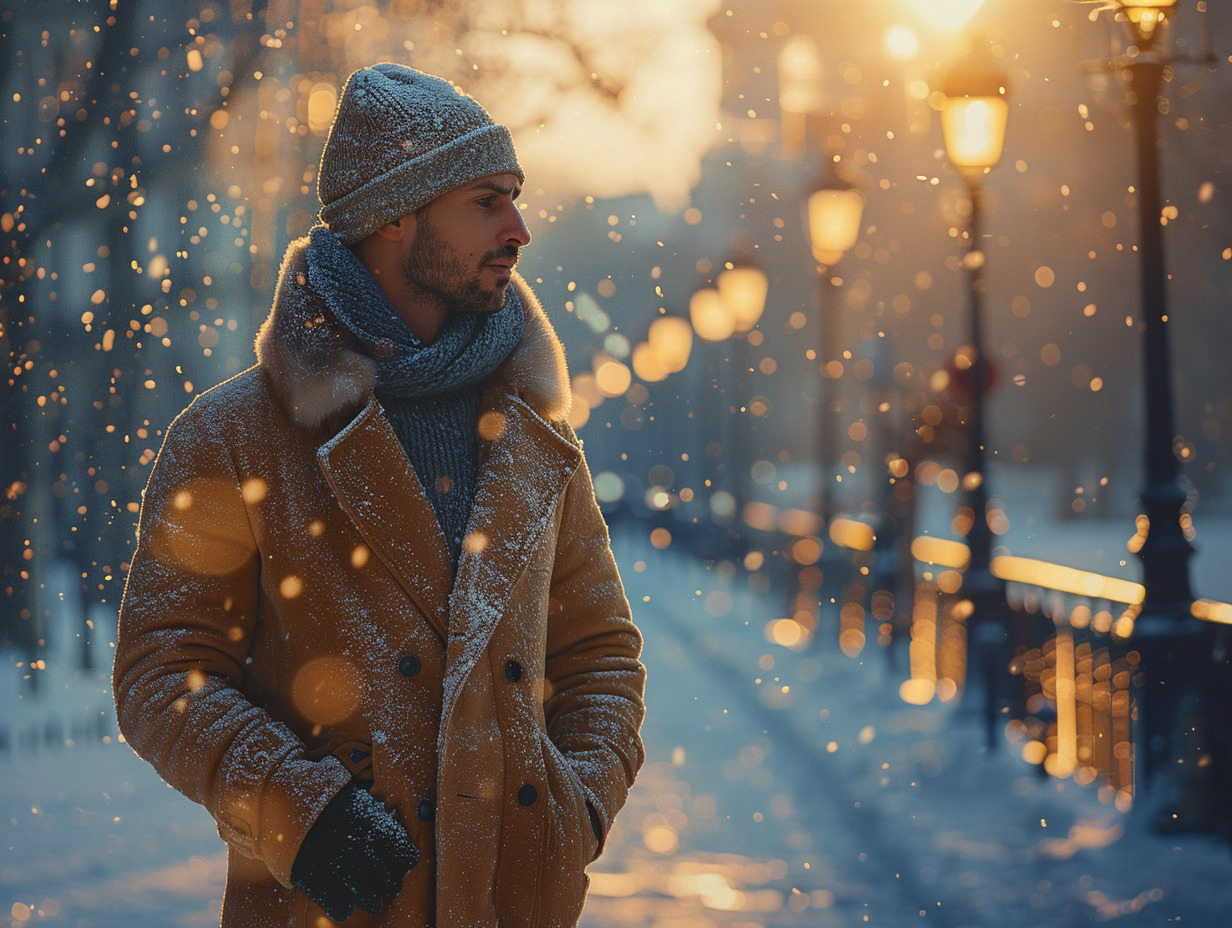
[[318, 63, 524, 245]]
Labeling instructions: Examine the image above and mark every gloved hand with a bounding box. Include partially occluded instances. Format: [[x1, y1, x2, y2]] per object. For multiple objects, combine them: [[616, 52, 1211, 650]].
[[291, 782, 419, 922]]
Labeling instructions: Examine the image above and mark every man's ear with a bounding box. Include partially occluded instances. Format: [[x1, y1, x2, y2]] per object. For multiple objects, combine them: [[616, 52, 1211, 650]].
[[375, 214, 415, 242]]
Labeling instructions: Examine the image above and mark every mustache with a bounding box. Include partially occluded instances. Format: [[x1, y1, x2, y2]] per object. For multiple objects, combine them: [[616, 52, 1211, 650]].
[[483, 245, 520, 264]]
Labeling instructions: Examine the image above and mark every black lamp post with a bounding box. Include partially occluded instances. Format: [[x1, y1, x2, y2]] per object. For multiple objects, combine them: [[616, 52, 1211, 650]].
[[940, 43, 1012, 749], [804, 170, 865, 534], [1086, 0, 1212, 813], [1116, 0, 1196, 617], [720, 255, 769, 525], [689, 260, 768, 528]]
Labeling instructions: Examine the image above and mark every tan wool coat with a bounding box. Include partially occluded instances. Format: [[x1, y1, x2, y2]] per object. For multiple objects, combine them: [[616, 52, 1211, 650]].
[[113, 239, 646, 928]]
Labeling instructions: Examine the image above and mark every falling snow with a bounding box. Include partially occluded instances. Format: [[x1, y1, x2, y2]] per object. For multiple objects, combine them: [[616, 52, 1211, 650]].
[[4, 0, 1232, 924]]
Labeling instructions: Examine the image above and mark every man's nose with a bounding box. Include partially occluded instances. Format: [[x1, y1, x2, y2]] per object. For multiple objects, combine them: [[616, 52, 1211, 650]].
[[504, 205, 531, 248]]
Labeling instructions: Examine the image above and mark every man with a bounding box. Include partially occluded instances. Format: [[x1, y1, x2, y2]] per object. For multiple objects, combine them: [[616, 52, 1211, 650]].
[[113, 63, 646, 928]]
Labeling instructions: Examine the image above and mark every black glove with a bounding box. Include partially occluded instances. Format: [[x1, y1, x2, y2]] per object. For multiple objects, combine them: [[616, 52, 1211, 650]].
[[291, 782, 419, 922]]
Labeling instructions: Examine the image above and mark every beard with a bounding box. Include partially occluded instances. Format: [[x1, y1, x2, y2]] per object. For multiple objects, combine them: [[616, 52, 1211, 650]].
[[400, 213, 517, 316]]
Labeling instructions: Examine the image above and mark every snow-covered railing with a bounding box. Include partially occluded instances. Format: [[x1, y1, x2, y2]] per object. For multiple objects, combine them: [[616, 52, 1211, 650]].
[[997, 565, 1142, 808], [898, 540, 1232, 830], [615, 500, 1232, 832]]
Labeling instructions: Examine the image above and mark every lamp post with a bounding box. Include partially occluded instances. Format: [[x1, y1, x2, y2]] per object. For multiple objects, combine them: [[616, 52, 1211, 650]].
[[688, 285, 736, 344], [940, 43, 1011, 749], [717, 256, 770, 337], [804, 170, 865, 534], [777, 35, 825, 160], [1105, 0, 1194, 614], [1116, 1, 1196, 618], [1086, 0, 1212, 815], [689, 258, 768, 531], [720, 255, 769, 527]]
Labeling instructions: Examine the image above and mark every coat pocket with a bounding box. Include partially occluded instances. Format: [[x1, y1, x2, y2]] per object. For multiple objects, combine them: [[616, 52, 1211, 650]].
[[537, 728, 599, 875], [526, 728, 596, 927]]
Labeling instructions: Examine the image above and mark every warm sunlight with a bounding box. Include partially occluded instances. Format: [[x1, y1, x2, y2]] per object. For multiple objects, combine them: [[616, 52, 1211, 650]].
[[905, 0, 986, 31]]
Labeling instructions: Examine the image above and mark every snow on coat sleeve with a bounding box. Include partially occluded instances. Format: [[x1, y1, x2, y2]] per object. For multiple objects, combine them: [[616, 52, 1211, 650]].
[[543, 428, 646, 849], [112, 396, 351, 888]]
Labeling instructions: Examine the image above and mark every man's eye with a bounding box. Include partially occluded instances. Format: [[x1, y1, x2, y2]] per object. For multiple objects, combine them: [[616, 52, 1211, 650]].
[[476, 197, 494, 208]]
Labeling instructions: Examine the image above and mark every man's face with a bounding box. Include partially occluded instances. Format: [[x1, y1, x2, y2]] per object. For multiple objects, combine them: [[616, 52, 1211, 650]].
[[400, 172, 531, 317]]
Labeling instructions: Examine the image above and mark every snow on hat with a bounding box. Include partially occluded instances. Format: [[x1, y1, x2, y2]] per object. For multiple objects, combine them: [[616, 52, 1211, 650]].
[[317, 63, 524, 245]]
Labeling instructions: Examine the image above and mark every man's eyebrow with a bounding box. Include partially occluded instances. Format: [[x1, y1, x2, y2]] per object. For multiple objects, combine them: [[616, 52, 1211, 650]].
[[470, 180, 520, 197]]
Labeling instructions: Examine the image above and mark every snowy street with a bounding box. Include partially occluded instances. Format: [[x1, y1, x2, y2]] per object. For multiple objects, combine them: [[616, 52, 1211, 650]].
[[6, 0, 1232, 925], [5, 522, 1232, 927], [584, 529, 1232, 927]]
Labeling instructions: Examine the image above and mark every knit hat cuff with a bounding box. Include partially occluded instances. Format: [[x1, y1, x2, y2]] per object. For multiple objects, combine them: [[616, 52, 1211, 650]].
[[320, 123, 523, 246]]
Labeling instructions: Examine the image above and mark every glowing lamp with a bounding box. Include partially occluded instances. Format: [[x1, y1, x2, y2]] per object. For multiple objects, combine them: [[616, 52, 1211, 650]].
[[1118, 0, 1177, 43], [906, 0, 986, 33], [689, 287, 736, 342], [631, 342, 669, 383], [940, 48, 1009, 174], [592, 353, 632, 397], [647, 315, 693, 373], [777, 35, 825, 117], [885, 24, 921, 62], [717, 264, 769, 332], [806, 182, 865, 266], [941, 97, 1008, 172], [777, 35, 825, 158]]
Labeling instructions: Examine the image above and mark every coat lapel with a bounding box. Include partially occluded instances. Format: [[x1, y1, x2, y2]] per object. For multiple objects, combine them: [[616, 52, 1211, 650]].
[[440, 396, 581, 718], [316, 397, 452, 640]]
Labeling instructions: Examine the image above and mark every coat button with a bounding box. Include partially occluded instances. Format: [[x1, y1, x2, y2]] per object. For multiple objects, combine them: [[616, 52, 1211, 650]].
[[504, 660, 523, 683], [417, 797, 435, 822], [518, 783, 538, 807], [399, 654, 421, 678]]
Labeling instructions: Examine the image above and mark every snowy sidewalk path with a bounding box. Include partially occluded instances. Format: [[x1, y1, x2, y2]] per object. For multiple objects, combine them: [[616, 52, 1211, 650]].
[[583, 533, 958, 926], [580, 527, 1232, 927], [5, 524, 1232, 927], [1, 663, 224, 927]]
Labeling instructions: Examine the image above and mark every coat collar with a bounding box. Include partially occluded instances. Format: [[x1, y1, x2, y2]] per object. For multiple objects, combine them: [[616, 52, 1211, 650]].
[[254, 235, 572, 433], [315, 391, 582, 665], [315, 397, 454, 640]]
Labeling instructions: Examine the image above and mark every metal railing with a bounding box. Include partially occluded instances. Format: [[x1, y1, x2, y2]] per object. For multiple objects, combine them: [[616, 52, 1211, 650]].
[[629, 497, 1232, 839], [866, 530, 1232, 836]]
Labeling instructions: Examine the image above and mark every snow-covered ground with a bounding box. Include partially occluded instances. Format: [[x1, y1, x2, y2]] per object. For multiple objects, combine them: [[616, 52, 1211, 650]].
[[3, 499, 1231, 927], [595, 526, 1232, 927]]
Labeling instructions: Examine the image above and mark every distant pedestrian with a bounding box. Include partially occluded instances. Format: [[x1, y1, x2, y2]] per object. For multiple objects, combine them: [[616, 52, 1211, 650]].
[[114, 62, 646, 927]]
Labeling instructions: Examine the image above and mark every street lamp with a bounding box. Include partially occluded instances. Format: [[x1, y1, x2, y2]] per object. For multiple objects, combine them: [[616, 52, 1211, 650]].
[[1117, 0, 1177, 50], [940, 42, 1011, 749], [720, 256, 769, 522], [1085, 0, 1212, 815], [1103, 0, 1195, 619], [717, 258, 769, 334], [777, 35, 825, 159], [804, 169, 865, 534], [689, 258, 768, 531], [806, 176, 865, 268], [688, 286, 736, 343], [632, 315, 693, 384]]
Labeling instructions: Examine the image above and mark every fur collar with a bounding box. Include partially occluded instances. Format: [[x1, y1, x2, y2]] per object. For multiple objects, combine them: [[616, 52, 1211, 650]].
[[254, 236, 571, 432]]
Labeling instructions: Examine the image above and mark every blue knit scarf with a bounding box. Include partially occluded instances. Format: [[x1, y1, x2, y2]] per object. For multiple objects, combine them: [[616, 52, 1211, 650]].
[[305, 226, 524, 564], [305, 225, 524, 398]]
